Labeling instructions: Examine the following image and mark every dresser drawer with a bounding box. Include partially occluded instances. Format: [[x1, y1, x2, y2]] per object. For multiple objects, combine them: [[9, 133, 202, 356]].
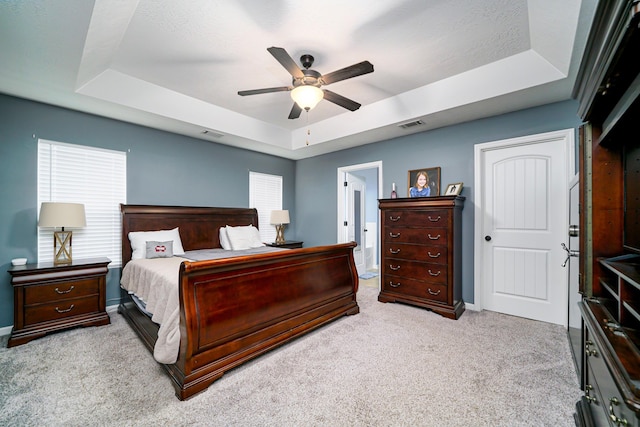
[[24, 295, 100, 325], [383, 259, 447, 284], [24, 278, 100, 305], [384, 209, 450, 227], [383, 243, 447, 263], [586, 333, 640, 427], [384, 227, 448, 245], [383, 275, 448, 303]]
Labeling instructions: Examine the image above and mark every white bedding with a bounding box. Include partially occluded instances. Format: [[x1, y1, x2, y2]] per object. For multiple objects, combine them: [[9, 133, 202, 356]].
[[120, 247, 285, 364]]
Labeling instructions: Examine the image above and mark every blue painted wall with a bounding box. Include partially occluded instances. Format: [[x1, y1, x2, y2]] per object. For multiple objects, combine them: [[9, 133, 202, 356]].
[[0, 94, 296, 328], [294, 99, 584, 305], [0, 94, 583, 329]]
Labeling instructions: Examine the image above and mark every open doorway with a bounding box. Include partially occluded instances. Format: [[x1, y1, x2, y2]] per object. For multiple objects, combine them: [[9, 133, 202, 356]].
[[337, 161, 382, 278]]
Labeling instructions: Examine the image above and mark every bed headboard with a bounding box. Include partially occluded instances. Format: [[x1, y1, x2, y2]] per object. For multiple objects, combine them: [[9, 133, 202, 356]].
[[120, 204, 259, 265]]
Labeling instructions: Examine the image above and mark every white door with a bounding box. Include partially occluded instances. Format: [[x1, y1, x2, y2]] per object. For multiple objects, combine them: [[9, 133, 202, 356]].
[[346, 172, 366, 275], [476, 129, 571, 325]]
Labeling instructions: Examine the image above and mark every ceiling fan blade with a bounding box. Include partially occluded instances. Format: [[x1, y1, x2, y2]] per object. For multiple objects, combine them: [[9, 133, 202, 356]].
[[267, 47, 305, 79], [238, 86, 291, 96], [288, 103, 302, 119], [320, 61, 374, 85], [323, 90, 361, 111]]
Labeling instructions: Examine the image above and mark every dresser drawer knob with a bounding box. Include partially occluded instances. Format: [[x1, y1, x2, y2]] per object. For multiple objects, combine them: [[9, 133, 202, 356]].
[[389, 232, 401, 238], [608, 397, 628, 426], [427, 251, 441, 258], [428, 269, 441, 276], [389, 216, 401, 222], [389, 281, 401, 288], [390, 248, 401, 254], [584, 385, 597, 404], [55, 304, 75, 313], [427, 215, 441, 222], [54, 285, 75, 294], [427, 288, 441, 296], [389, 265, 400, 271], [427, 234, 441, 240]]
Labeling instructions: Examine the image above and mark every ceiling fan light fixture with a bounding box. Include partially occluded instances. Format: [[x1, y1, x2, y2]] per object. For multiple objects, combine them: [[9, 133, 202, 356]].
[[291, 85, 324, 111]]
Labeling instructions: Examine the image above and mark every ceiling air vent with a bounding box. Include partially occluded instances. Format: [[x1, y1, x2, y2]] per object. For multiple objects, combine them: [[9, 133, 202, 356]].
[[398, 120, 424, 129], [201, 129, 224, 139]]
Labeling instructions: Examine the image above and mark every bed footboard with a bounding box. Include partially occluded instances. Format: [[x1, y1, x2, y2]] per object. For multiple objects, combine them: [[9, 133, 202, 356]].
[[122, 242, 359, 400]]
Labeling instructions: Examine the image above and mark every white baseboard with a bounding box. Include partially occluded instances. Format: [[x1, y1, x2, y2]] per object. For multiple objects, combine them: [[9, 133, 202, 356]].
[[0, 325, 12, 337], [465, 302, 479, 311]]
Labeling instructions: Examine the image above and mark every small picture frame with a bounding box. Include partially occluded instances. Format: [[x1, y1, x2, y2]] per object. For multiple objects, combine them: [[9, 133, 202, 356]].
[[444, 182, 463, 196], [408, 167, 441, 197]]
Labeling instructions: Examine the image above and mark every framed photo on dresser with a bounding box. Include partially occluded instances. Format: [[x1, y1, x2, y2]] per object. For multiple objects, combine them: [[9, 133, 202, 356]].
[[408, 167, 440, 197]]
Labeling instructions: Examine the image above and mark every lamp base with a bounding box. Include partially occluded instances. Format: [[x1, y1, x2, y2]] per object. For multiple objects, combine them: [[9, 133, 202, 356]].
[[275, 224, 286, 245], [53, 230, 73, 264]]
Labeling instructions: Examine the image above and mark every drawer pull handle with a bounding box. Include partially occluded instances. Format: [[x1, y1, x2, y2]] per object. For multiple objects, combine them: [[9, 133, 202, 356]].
[[428, 269, 441, 276], [54, 285, 75, 294], [390, 248, 401, 254], [584, 385, 597, 404], [427, 251, 441, 258], [608, 397, 628, 426], [427, 234, 441, 240], [427, 216, 441, 222], [389, 281, 401, 288], [55, 304, 75, 313], [389, 232, 401, 238], [389, 265, 400, 271], [427, 288, 441, 296], [389, 216, 401, 222]]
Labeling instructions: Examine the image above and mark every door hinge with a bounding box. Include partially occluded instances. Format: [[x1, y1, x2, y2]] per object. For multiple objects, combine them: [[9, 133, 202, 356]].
[[344, 221, 348, 226], [344, 181, 348, 186]]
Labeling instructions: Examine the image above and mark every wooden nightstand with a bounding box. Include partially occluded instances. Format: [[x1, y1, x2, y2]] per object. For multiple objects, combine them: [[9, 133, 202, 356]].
[[265, 241, 303, 249], [7, 257, 111, 347]]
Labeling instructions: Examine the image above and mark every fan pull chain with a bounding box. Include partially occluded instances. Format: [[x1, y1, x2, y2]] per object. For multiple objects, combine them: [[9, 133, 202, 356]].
[[306, 110, 310, 146]]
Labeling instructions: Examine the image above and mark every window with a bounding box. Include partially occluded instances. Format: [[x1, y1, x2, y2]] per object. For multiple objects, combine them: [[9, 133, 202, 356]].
[[38, 140, 127, 266], [249, 171, 282, 243]]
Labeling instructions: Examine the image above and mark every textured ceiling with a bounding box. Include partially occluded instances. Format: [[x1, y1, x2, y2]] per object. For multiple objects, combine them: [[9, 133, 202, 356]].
[[0, 0, 596, 159]]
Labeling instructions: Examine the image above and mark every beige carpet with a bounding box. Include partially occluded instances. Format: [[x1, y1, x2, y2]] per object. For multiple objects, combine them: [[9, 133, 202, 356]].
[[0, 280, 581, 426]]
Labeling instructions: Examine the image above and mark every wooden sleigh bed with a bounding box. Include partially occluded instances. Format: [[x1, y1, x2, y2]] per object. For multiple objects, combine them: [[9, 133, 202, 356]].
[[117, 204, 359, 400]]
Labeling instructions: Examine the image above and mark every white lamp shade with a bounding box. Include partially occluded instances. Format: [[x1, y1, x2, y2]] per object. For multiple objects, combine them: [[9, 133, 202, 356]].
[[270, 210, 290, 225], [38, 202, 86, 228], [291, 86, 324, 111]]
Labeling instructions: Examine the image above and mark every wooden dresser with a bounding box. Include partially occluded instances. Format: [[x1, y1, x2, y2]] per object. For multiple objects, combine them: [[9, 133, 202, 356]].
[[572, 0, 640, 425], [378, 196, 465, 319], [7, 257, 111, 347]]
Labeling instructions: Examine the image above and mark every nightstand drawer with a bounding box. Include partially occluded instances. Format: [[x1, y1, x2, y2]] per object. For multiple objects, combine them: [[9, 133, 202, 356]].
[[24, 295, 100, 324], [24, 278, 100, 305]]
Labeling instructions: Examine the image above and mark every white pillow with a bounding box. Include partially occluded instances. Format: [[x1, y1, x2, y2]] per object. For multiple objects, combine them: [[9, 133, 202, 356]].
[[219, 226, 232, 250], [129, 227, 185, 259], [225, 225, 264, 250]]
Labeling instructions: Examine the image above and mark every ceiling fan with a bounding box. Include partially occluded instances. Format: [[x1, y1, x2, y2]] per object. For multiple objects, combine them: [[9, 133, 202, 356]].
[[238, 47, 374, 119]]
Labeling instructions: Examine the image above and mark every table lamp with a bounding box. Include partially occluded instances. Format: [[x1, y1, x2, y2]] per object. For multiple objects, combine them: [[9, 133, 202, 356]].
[[38, 202, 86, 264], [270, 210, 290, 245]]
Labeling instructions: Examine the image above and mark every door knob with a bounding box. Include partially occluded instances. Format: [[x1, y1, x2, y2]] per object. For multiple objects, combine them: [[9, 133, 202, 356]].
[[485, 235, 491, 241]]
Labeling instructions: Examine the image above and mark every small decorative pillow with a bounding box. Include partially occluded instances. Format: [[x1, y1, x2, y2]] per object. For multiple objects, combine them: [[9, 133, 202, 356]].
[[129, 227, 185, 259], [145, 241, 174, 258]]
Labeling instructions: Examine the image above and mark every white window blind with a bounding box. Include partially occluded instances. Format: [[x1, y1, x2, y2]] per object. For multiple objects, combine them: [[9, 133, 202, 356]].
[[249, 171, 282, 243], [38, 140, 127, 266]]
